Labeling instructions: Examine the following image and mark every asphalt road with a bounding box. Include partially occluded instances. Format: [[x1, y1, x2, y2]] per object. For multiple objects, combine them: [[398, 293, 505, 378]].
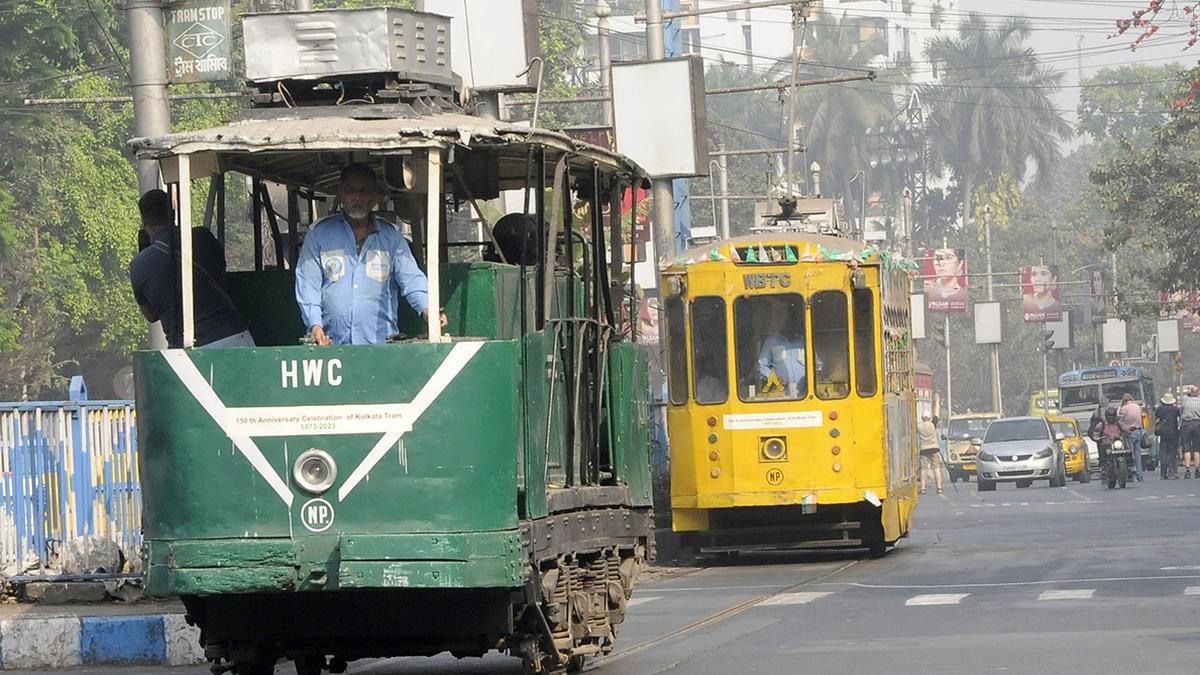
[[20, 475, 1200, 675]]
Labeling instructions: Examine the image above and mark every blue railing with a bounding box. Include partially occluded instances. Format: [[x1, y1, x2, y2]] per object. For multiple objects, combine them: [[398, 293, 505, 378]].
[[0, 399, 139, 577]]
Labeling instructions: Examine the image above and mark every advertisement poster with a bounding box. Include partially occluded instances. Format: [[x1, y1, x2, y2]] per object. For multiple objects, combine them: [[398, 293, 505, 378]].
[[1160, 291, 1200, 333], [922, 248, 968, 313], [1089, 269, 1107, 324], [1021, 264, 1062, 323]]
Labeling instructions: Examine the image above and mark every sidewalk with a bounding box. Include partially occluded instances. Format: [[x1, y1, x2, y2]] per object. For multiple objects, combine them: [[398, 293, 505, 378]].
[[0, 600, 204, 670]]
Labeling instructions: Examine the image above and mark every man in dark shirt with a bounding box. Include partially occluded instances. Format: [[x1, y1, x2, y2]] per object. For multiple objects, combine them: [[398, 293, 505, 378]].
[[129, 189, 253, 348], [1156, 393, 1182, 479]]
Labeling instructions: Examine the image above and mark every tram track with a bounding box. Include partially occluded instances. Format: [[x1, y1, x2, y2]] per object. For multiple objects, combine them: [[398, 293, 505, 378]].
[[586, 558, 863, 671]]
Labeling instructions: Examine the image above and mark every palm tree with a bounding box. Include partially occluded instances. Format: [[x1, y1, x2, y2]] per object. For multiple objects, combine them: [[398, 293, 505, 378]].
[[921, 13, 1074, 229], [790, 13, 896, 228]]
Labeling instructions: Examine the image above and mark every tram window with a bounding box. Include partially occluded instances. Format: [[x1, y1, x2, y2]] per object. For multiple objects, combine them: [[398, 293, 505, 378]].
[[852, 289, 877, 397], [812, 291, 851, 400], [734, 294, 807, 402], [691, 297, 729, 405], [665, 296, 689, 405]]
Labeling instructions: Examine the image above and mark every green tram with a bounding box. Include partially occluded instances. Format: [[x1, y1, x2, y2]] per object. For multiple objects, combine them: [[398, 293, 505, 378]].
[[127, 15, 654, 675]]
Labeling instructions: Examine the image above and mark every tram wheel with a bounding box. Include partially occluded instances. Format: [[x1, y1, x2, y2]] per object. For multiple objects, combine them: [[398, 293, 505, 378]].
[[565, 655, 587, 672]]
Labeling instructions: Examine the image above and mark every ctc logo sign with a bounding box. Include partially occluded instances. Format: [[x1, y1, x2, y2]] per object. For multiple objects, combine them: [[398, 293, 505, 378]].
[[301, 497, 335, 532], [765, 468, 785, 486]]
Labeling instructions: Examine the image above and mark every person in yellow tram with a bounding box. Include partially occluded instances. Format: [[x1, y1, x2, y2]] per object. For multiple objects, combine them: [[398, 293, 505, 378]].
[[757, 311, 806, 397]]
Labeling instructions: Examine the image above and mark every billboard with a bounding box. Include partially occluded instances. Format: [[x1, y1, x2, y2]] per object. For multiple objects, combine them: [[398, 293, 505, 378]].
[[922, 248, 967, 313], [1088, 269, 1107, 324], [1021, 264, 1062, 323]]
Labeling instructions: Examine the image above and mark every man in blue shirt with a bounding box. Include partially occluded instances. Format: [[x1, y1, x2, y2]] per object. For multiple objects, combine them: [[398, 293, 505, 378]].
[[757, 310, 806, 397], [296, 163, 446, 345]]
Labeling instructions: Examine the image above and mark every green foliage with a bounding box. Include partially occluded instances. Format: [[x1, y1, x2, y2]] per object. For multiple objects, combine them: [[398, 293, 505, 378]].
[[921, 13, 1073, 226], [1077, 63, 1185, 140], [1092, 66, 1200, 296]]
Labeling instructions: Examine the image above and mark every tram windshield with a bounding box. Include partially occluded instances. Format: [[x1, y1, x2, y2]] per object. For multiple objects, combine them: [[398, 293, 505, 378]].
[[1060, 380, 1148, 409], [691, 297, 729, 405], [734, 294, 807, 402]]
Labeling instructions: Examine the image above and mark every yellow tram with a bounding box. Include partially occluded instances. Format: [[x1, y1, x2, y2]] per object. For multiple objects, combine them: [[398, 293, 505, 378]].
[[661, 234, 918, 555]]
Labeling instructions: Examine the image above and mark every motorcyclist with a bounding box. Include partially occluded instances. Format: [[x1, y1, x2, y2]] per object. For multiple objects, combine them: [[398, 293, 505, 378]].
[[1089, 405, 1122, 454]]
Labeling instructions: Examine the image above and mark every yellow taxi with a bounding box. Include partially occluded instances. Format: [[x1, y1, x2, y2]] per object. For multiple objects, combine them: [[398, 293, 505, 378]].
[[1048, 415, 1090, 483], [945, 413, 1000, 483]]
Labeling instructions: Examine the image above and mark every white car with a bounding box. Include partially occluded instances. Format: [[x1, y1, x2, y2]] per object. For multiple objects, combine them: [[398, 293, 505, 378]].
[[974, 416, 1068, 491]]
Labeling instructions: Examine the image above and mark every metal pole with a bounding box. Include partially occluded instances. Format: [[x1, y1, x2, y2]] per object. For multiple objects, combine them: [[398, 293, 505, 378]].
[[645, 0, 676, 266], [127, 0, 172, 193], [597, 1, 613, 127], [784, 3, 805, 197], [294, 0, 312, 9], [944, 315, 953, 418], [717, 144, 731, 239], [984, 207, 1002, 413], [128, 0, 172, 351]]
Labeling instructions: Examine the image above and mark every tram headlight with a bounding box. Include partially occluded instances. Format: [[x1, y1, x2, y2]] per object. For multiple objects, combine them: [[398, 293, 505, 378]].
[[294, 449, 337, 494], [760, 436, 787, 462]]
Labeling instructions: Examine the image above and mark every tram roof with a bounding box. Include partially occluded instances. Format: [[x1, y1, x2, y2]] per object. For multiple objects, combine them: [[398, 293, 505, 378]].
[[128, 106, 645, 193], [668, 233, 873, 269]]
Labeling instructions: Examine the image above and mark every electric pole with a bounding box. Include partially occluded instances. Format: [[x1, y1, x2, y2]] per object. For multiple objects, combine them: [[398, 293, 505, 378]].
[[784, 2, 809, 197], [984, 206, 1003, 414], [644, 0, 676, 266], [597, 1, 613, 127], [717, 144, 731, 239], [127, 0, 172, 350], [127, 0, 172, 194]]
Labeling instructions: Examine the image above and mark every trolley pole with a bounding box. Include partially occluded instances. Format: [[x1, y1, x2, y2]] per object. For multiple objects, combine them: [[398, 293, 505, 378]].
[[597, 1, 613, 127], [984, 206, 1003, 413], [644, 0, 676, 265]]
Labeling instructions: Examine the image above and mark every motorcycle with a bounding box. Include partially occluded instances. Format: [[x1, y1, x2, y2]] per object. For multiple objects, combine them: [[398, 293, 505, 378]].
[[1099, 436, 1134, 489]]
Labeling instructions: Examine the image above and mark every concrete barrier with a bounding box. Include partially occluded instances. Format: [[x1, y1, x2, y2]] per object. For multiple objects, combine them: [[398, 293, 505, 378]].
[[0, 611, 203, 670]]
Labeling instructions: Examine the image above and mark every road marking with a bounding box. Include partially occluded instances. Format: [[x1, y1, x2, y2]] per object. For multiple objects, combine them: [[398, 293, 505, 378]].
[[906, 594, 969, 606], [1184, 587, 1200, 596], [1163, 566, 1200, 571], [1136, 496, 1162, 501], [1019, 502, 1030, 506], [829, 574, 1200, 589], [1038, 589, 1095, 600], [1065, 488, 1089, 501], [627, 596, 661, 607], [1001, 502, 1012, 507], [756, 592, 832, 607]]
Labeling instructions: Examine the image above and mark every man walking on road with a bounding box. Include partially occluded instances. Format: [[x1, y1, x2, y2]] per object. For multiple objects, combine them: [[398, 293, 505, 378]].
[[1156, 393, 1181, 479], [917, 414, 942, 495], [1179, 386, 1200, 478]]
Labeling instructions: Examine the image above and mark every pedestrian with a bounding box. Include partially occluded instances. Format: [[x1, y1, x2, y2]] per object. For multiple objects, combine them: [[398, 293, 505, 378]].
[[1117, 393, 1145, 481], [129, 189, 255, 348], [917, 414, 943, 495], [1179, 386, 1200, 478], [1156, 393, 1182, 479]]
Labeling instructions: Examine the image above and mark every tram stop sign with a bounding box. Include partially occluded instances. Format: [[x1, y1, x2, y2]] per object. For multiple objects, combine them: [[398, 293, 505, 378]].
[[165, 0, 232, 84]]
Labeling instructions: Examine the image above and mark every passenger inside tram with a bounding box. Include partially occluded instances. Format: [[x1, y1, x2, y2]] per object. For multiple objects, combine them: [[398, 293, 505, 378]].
[[736, 295, 807, 400]]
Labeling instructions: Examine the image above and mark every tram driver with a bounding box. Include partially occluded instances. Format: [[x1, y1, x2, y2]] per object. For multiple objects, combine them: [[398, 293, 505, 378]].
[[756, 308, 806, 397], [296, 163, 448, 345]]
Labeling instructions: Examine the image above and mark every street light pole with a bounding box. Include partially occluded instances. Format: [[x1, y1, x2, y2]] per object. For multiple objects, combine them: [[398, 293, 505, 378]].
[[644, 0, 677, 266], [984, 206, 1003, 413], [717, 144, 731, 239], [597, 1, 613, 127], [850, 169, 865, 241]]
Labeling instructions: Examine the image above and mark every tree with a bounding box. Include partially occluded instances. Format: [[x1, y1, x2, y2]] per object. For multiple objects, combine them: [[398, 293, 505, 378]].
[[792, 13, 895, 229], [921, 13, 1074, 230], [1078, 63, 1185, 140], [1091, 65, 1200, 295]]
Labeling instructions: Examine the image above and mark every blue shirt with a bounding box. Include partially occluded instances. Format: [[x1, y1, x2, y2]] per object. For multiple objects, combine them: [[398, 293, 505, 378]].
[[295, 213, 429, 345], [757, 335, 806, 386]]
